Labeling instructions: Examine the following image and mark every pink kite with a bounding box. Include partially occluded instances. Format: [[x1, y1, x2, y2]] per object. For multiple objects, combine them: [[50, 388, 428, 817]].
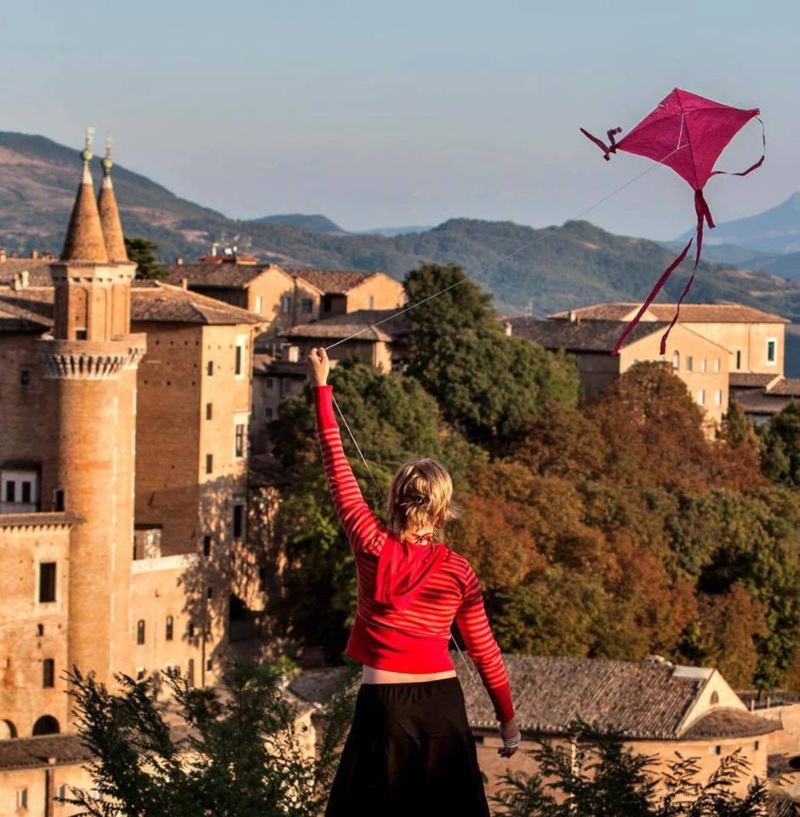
[[581, 88, 764, 354]]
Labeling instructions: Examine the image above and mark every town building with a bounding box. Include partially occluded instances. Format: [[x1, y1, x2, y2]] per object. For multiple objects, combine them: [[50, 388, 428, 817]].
[[508, 302, 791, 428], [0, 142, 265, 813]]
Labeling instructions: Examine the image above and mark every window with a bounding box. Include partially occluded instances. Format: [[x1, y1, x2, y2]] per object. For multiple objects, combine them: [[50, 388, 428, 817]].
[[187, 658, 195, 685], [235, 424, 245, 458], [75, 329, 87, 340], [233, 504, 244, 540], [713, 358, 721, 373], [699, 358, 707, 373], [42, 658, 55, 688], [735, 350, 742, 370], [266, 377, 274, 389], [16, 788, 27, 810], [672, 351, 680, 371], [281, 295, 292, 314], [166, 616, 174, 641], [206, 587, 213, 599], [39, 563, 56, 603], [710, 691, 720, 705], [207, 361, 214, 376], [235, 344, 244, 376], [714, 390, 723, 406], [188, 623, 196, 638], [21, 481, 31, 504], [56, 785, 66, 800], [754, 740, 760, 751], [136, 620, 145, 645], [206, 658, 213, 671], [255, 296, 263, 314], [20, 369, 30, 386], [710, 745, 722, 756], [368, 295, 375, 310], [265, 407, 274, 420], [697, 389, 706, 406], [54, 489, 65, 512], [37, 624, 44, 637], [136, 668, 145, 681], [767, 338, 777, 364], [4, 481, 13, 503], [206, 403, 213, 420], [206, 454, 213, 475], [685, 356, 694, 373], [203, 536, 212, 557], [300, 298, 313, 314]]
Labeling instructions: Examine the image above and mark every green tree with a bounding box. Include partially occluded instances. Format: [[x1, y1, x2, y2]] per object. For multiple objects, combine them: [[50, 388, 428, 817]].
[[124, 235, 168, 280], [404, 264, 579, 451], [493, 726, 791, 817], [760, 401, 800, 485], [61, 661, 355, 817]]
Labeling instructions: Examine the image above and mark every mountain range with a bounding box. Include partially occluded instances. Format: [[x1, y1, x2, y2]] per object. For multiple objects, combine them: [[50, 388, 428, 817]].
[[2, 131, 800, 319]]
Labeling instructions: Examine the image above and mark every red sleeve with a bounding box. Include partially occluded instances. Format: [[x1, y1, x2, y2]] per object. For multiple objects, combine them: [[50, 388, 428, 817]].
[[313, 385, 387, 556], [455, 568, 515, 723]]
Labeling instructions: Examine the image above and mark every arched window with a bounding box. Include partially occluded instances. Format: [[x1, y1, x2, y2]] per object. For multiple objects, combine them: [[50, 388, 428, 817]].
[[137, 620, 145, 645], [32, 715, 60, 736], [710, 691, 720, 706], [165, 616, 174, 642], [0, 720, 17, 739]]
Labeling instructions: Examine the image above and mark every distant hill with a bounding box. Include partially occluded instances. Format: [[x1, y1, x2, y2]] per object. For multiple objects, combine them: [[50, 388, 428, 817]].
[[251, 213, 346, 234], [2, 131, 800, 319], [359, 225, 433, 237], [675, 193, 800, 254]]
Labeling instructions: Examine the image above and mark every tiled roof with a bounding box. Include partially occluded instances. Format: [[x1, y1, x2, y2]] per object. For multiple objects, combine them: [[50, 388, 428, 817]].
[[729, 373, 780, 389], [681, 708, 779, 740], [731, 390, 792, 416], [550, 303, 788, 324], [288, 667, 354, 706], [131, 283, 264, 326], [264, 361, 306, 377], [0, 512, 77, 530], [287, 269, 377, 294], [0, 287, 53, 332], [280, 309, 408, 342], [0, 259, 54, 285], [766, 378, 800, 397], [164, 263, 286, 288], [0, 734, 92, 770], [459, 655, 716, 739], [507, 317, 667, 353]]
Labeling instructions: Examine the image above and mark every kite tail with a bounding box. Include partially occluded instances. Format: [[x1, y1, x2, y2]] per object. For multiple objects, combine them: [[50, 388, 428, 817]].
[[656, 190, 715, 353], [580, 127, 623, 161], [611, 237, 693, 356]]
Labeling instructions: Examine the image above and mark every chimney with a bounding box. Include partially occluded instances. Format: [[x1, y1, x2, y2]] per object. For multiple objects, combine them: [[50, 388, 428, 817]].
[[30, 249, 39, 259], [21, 270, 29, 288], [12, 274, 21, 291], [181, 277, 189, 290], [175, 257, 184, 266], [0, 248, 6, 262]]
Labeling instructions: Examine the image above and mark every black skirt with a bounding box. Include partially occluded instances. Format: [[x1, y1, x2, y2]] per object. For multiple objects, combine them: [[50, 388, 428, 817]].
[[326, 678, 490, 817]]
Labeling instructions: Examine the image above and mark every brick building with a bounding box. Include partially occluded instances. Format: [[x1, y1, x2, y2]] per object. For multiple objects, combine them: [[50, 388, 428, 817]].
[[0, 144, 265, 813]]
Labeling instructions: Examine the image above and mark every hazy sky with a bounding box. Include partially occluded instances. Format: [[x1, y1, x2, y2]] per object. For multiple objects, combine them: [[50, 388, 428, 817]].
[[2, 0, 797, 239]]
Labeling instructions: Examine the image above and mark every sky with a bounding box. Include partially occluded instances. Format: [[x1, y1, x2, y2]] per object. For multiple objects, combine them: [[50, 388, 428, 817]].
[[1, 0, 798, 241]]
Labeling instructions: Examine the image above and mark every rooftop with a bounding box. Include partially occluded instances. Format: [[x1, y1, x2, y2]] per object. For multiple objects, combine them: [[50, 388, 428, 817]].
[[165, 263, 286, 288], [507, 316, 668, 353], [729, 373, 781, 389], [549, 303, 789, 325], [287, 268, 378, 294], [279, 309, 408, 342], [131, 283, 265, 326], [0, 734, 92, 770]]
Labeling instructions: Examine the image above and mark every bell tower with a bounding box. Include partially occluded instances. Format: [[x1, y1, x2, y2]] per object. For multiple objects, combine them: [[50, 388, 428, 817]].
[[39, 132, 146, 685]]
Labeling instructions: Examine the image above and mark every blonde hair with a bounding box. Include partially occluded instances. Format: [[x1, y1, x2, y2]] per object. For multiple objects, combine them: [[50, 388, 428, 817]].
[[387, 458, 458, 538]]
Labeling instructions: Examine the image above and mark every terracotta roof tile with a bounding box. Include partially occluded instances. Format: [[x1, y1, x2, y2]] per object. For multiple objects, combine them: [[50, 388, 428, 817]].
[[507, 317, 667, 352], [550, 303, 788, 324], [130, 283, 264, 326], [766, 378, 800, 397], [731, 390, 792, 416], [681, 708, 779, 740], [729, 373, 780, 389], [165, 263, 286, 288], [287, 269, 377, 294], [0, 287, 54, 332], [279, 309, 408, 343], [0, 734, 92, 770], [0, 259, 54, 285]]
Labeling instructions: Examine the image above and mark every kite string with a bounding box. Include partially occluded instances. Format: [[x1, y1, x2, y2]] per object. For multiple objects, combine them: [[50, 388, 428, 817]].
[[323, 142, 689, 352]]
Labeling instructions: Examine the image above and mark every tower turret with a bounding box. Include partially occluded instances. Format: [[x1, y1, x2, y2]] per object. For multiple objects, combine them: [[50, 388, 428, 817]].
[[97, 138, 128, 264]]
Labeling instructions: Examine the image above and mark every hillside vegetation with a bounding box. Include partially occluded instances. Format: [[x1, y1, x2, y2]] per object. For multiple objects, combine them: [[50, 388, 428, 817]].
[[2, 131, 800, 317]]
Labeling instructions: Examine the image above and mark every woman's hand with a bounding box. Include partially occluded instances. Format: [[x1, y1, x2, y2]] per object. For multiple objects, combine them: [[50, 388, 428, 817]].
[[307, 347, 330, 387], [498, 718, 521, 758]]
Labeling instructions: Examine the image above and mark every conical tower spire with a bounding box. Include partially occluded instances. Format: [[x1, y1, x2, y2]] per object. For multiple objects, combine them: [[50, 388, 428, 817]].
[[97, 137, 128, 262], [60, 129, 109, 263]]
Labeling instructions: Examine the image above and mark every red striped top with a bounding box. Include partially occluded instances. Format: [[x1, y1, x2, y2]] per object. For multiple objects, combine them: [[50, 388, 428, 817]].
[[314, 385, 514, 722]]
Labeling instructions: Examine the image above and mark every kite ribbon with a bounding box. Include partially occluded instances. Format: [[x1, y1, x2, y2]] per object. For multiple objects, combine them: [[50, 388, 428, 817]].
[[611, 189, 715, 356], [580, 127, 623, 161]]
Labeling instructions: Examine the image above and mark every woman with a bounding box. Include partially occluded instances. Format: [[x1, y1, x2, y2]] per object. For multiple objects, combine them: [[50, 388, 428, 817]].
[[307, 348, 520, 817]]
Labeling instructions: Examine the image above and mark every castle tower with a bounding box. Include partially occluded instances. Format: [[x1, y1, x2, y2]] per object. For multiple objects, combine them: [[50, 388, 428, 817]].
[[97, 139, 128, 264], [39, 133, 146, 689]]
